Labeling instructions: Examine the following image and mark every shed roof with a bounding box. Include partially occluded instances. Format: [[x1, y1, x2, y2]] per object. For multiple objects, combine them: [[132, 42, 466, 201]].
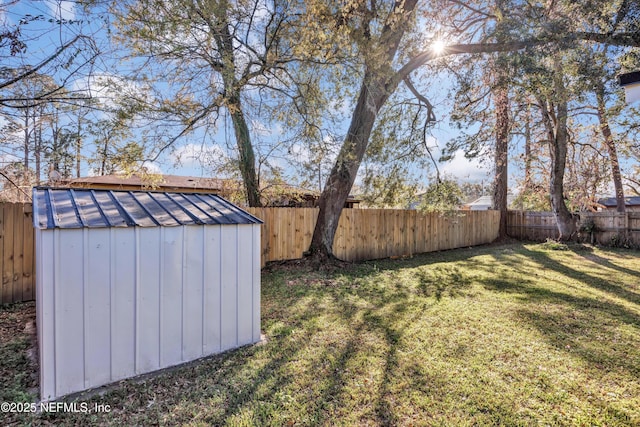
[[33, 188, 262, 229]]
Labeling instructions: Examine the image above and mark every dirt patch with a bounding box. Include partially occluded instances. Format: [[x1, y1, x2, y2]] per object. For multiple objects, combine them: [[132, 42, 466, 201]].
[[0, 302, 39, 401], [0, 302, 36, 346]]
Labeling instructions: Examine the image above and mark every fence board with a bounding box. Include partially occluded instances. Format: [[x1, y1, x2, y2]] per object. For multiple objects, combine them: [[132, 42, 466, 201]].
[[507, 210, 640, 247], [0, 203, 35, 304], [3, 204, 15, 304], [247, 208, 500, 265]]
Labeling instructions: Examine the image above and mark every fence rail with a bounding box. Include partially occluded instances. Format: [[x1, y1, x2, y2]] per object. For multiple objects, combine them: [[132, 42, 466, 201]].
[[0, 202, 35, 304], [507, 210, 640, 246], [247, 208, 500, 264]]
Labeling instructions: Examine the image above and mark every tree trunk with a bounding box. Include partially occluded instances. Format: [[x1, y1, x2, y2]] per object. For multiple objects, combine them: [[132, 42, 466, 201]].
[[493, 84, 509, 239], [547, 61, 576, 240], [100, 138, 108, 175], [213, 8, 262, 207], [307, 0, 419, 261], [35, 121, 42, 185], [595, 82, 625, 213], [23, 108, 30, 170], [228, 93, 261, 207], [76, 117, 82, 178], [308, 74, 390, 260], [524, 108, 532, 190]]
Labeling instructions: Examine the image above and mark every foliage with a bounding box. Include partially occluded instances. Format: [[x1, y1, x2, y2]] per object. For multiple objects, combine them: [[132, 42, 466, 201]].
[[0, 162, 34, 202], [359, 163, 419, 208], [417, 178, 464, 214], [539, 239, 569, 251]]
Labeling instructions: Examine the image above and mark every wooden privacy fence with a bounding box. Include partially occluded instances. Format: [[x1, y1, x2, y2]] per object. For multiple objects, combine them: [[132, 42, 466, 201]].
[[2, 204, 499, 304], [0, 202, 35, 304], [247, 208, 500, 264], [507, 210, 640, 246]]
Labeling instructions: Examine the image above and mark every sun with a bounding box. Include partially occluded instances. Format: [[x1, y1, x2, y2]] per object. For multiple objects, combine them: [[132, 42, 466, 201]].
[[432, 39, 446, 55]]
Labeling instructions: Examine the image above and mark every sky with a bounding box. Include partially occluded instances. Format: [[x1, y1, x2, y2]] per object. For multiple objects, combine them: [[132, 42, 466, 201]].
[[8, 0, 635, 199]]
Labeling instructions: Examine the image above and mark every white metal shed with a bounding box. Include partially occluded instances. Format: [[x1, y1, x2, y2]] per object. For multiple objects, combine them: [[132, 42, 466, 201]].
[[33, 188, 262, 401]]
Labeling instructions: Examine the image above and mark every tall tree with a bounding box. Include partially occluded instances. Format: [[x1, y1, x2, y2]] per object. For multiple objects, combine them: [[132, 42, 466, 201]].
[[307, 0, 640, 258], [115, 0, 319, 206], [537, 56, 577, 239]]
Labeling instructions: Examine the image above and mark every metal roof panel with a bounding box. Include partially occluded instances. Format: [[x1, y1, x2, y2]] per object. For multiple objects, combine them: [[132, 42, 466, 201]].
[[33, 188, 262, 229]]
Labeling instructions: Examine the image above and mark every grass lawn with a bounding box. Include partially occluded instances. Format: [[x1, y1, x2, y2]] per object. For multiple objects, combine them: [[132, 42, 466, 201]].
[[1, 242, 639, 426]]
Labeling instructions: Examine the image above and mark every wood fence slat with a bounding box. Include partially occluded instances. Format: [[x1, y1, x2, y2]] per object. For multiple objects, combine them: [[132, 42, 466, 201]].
[[23, 204, 35, 301], [0, 205, 5, 303], [506, 210, 640, 245], [3, 203, 15, 304], [13, 203, 24, 303], [9, 203, 504, 303]]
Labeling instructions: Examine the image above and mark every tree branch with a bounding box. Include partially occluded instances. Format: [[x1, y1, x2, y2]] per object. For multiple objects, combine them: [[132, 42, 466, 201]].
[[394, 31, 640, 88], [402, 76, 436, 122], [0, 35, 87, 91]]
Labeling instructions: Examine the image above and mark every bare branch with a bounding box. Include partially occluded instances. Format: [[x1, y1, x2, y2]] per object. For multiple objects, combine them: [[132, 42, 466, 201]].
[[402, 76, 436, 122], [0, 35, 87, 91]]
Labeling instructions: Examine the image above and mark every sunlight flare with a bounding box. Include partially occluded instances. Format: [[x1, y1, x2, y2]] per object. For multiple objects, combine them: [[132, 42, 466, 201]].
[[432, 39, 446, 55]]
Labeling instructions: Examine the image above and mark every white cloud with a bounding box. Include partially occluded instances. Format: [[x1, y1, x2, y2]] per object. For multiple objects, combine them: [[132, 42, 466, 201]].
[[141, 161, 163, 174], [437, 150, 490, 183], [289, 143, 312, 163], [251, 120, 282, 137], [47, 1, 76, 21], [0, 152, 20, 166], [72, 73, 147, 109]]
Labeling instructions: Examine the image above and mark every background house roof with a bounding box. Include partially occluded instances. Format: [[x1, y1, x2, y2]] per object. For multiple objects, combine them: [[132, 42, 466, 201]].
[[62, 173, 236, 193], [60, 173, 361, 207], [33, 188, 262, 229], [597, 196, 640, 207]]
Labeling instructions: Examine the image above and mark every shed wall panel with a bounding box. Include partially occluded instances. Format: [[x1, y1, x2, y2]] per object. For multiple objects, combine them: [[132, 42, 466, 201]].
[[37, 222, 261, 401], [203, 226, 222, 354], [183, 226, 204, 361], [55, 229, 85, 397], [38, 231, 56, 400], [237, 226, 254, 346], [221, 226, 238, 351], [84, 229, 111, 389], [252, 225, 261, 342], [136, 227, 161, 374], [110, 229, 136, 380], [160, 226, 184, 367]]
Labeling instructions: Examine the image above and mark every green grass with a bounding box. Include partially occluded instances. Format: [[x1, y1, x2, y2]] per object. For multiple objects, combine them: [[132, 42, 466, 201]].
[[3, 243, 640, 426]]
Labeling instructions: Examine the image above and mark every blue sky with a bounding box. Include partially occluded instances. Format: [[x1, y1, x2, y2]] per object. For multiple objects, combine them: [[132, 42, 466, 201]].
[[6, 0, 636, 198]]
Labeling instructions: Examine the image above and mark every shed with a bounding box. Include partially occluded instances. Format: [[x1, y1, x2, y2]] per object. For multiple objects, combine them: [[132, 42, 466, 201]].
[[33, 188, 262, 401]]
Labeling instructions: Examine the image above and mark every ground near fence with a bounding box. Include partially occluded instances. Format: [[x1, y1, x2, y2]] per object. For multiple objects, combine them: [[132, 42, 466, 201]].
[[1, 242, 639, 426]]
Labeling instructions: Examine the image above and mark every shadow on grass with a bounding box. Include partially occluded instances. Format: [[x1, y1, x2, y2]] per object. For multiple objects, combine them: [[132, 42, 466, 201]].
[[15, 243, 640, 425], [526, 247, 640, 306], [474, 251, 640, 380], [570, 247, 640, 285]]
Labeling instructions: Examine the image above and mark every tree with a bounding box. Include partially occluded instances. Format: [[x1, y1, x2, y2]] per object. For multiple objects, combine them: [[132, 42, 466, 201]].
[[87, 118, 135, 175], [307, 0, 640, 258], [417, 178, 464, 214], [115, 0, 321, 206], [0, 1, 101, 109]]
